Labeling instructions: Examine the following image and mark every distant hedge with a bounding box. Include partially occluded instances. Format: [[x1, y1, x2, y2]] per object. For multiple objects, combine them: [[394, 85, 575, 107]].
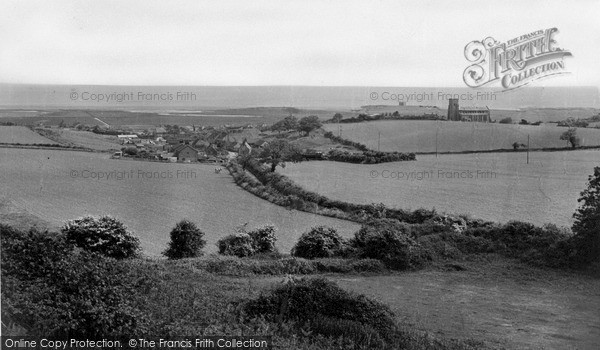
[[326, 149, 415, 164], [227, 159, 439, 224]]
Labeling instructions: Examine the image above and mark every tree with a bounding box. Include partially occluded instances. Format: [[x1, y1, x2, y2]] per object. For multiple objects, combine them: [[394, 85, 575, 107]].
[[499, 117, 513, 124], [560, 128, 580, 148], [237, 152, 253, 171], [163, 220, 206, 259], [258, 139, 303, 172], [271, 115, 299, 133], [332, 113, 343, 123], [572, 167, 600, 263], [512, 142, 526, 150], [298, 115, 322, 136], [123, 146, 138, 156]]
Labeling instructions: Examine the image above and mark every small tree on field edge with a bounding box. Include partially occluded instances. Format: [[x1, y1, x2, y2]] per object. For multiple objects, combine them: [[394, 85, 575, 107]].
[[560, 128, 580, 148], [572, 167, 600, 263], [163, 220, 206, 259]]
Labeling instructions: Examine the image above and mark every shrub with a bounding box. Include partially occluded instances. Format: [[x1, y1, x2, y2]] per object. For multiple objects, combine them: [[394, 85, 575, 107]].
[[1, 225, 149, 338], [571, 167, 600, 264], [353, 219, 422, 269], [62, 215, 140, 259], [247, 225, 277, 253], [244, 277, 396, 344], [217, 233, 255, 257], [163, 220, 206, 259], [291, 226, 346, 259]]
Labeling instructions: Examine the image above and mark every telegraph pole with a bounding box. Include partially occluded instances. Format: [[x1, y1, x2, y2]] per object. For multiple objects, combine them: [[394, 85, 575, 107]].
[[435, 126, 439, 158], [527, 134, 530, 164], [378, 131, 381, 151]]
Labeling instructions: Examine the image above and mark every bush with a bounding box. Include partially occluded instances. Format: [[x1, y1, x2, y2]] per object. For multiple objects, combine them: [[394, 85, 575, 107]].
[[244, 277, 396, 345], [1, 225, 149, 338], [61, 215, 140, 259], [353, 219, 422, 269], [292, 226, 346, 259], [572, 167, 600, 264], [217, 233, 255, 257], [163, 220, 206, 259], [499, 117, 513, 124], [247, 225, 277, 253]]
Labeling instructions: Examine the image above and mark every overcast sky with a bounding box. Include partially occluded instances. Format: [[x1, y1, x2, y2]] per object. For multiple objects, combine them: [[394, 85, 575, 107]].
[[1, 0, 598, 87]]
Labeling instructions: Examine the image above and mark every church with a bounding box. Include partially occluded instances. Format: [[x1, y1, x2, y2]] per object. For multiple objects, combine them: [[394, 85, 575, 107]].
[[447, 98, 491, 122]]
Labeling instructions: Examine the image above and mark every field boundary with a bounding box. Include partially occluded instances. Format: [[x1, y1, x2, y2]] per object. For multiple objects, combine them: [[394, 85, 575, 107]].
[[415, 144, 600, 156], [0, 143, 102, 153]]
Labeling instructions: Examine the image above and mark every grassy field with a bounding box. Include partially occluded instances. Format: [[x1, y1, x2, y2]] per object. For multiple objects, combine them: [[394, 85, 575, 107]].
[[35, 128, 121, 151], [323, 120, 600, 153], [0, 125, 58, 144], [281, 150, 599, 228], [0, 148, 360, 255], [329, 257, 600, 349]]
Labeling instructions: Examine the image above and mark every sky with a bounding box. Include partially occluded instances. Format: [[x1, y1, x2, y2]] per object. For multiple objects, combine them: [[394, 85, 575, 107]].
[[0, 0, 599, 87]]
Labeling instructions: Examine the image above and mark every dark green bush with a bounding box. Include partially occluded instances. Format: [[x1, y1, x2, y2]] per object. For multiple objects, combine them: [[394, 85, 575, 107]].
[[247, 225, 277, 253], [244, 277, 396, 345], [292, 226, 346, 259], [1, 225, 149, 338], [163, 220, 206, 259], [572, 166, 600, 264], [62, 215, 140, 259], [353, 219, 423, 269], [217, 233, 255, 257]]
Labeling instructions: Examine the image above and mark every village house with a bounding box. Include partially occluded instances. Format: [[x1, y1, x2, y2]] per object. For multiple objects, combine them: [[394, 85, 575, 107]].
[[172, 144, 199, 162]]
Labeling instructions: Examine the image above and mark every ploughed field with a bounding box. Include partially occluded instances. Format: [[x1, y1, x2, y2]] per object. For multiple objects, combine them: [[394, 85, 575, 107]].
[[281, 150, 600, 227], [0, 148, 360, 255], [323, 120, 600, 153]]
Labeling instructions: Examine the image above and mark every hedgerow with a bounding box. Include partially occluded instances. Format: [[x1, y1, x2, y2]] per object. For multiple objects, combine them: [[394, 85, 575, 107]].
[[326, 149, 416, 164]]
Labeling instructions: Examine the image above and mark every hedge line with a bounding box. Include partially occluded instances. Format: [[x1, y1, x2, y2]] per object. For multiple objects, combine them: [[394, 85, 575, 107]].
[[322, 131, 415, 164], [326, 149, 415, 163], [228, 159, 453, 225], [323, 131, 369, 151]]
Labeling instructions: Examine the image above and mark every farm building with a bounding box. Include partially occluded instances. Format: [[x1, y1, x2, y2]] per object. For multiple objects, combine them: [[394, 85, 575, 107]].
[[447, 98, 490, 122], [172, 144, 199, 162]]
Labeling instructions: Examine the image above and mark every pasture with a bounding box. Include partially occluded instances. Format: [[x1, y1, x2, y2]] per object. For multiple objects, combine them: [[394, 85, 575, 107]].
[[323, 120, 600, 153], [281, 150, 600, 228], [0, 125, 58, 144], [35, 128, 121, 151], [0, 148, 360, 255]]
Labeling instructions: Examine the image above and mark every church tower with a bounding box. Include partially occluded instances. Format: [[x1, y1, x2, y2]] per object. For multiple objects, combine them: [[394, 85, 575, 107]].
[[447, 98, 459, 121]]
